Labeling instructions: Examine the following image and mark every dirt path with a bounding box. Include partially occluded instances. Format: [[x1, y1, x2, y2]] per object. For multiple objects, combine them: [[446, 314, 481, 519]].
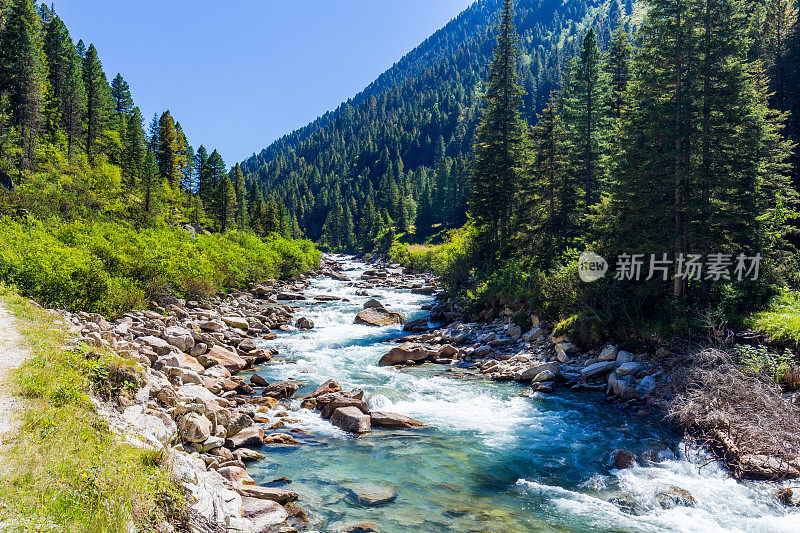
[[0, 303, 29, 434]]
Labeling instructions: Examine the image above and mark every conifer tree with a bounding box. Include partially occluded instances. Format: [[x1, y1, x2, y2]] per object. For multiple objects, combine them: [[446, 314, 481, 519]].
[[110, 73, 133, 117], [469, 0, 528, 254], [562, 28, 611, 210], [231, 163, 247, 228], [195, 145, 211, 203], [516, 95, 575, 267], [142, 147, 159, 215], [218, 175, 237, 232], [156, 111, 179, 185], [82, 43, 109, 161], [0, 0, 48, 169], [62, 42, 85, 159], [604, 26, 632, 121], [122, 107, 146, 189]]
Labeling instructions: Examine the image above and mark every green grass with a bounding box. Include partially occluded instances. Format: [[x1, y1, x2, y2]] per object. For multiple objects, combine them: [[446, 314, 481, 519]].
[[751, 290, 800, 345], [0, 290, 182, 532]]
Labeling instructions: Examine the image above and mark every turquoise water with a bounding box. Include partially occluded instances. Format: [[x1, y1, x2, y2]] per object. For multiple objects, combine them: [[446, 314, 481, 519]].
[[249, 256, 799, 533]]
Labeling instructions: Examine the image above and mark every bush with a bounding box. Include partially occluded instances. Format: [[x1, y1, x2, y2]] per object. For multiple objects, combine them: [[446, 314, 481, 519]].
[[0, 218, 320, 316]]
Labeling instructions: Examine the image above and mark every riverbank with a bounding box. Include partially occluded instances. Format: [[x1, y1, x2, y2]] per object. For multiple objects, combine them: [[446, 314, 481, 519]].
[[1, 254, 799, 532]]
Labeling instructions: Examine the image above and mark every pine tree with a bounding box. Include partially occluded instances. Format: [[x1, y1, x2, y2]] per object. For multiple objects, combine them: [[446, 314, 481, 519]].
[[562, 28, 611, 210], [142, 147, 159, 215], [195, 145, 211, 202], [122, 107, 146, 189], [218, 175, 237, 232], [82, 44, 110, 161], [516, 95, 576, 267], [469, 0, 528, 254], [604, 26, 632, 121], [231, 163, 247, 228], [761, 0, 798, 111], [0, 0, 48, 169], [156, 111, 179, 185], [62, 41, 85, 159], [110, 73, 133, 117]]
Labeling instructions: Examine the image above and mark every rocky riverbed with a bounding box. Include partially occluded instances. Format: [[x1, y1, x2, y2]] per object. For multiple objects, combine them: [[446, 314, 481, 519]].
[[50, 254, 800, 532]]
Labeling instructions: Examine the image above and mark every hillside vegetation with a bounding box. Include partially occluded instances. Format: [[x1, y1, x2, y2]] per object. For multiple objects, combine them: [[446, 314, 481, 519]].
[[0, 1, 320, 313]]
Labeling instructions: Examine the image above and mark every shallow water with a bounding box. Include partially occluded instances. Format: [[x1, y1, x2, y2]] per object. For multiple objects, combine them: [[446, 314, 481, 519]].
[[249, 255, 799, 533]]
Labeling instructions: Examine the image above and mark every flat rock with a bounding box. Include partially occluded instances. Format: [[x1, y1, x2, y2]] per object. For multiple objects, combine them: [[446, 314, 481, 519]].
[[378, 343, 435, 366], [343, 483, 398, 506], [355, 307, 404, 327], [241, 497, 289, 531], [370, 411, 425, 429], [330, 406, 371, 434], [225, 426, 265, 449], [198, 345, 247, 372], [277, 292, 306, 301], [581, 361, 616, 379], [262, 381, 299, 399], [237, 484, 298, 504]]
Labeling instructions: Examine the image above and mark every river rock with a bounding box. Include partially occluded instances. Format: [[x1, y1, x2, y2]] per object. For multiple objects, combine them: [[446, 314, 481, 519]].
[[221, 316, 250, 330], [225, 426, 265, 449], [598, 345, 618, 362], [403, 316, 429, 332], [199, 320, 223, 332], [277, 292, 306, 301], [238, 338, 257, 352], [165, 326, 195, 352], [218, 465, 255, 486], [242, 497, 289, 531], [226, 412, 254, 438], [320, 395, 370, 419], [179, 412, 213, 443], [140, 335, 173, 356], [370, 411, 425, 429], [517, 362, 557, 382], [608, 373, 640, 401], [198, 345, 247, 372], [616, 362, 641, 376], [305, 378, 341, 398], [156, 352, 205, 374], [355, 307, 404, 327], [616, 350, 636, 364], [636, 375, 657, 396], [250, 373, 269, 387], [296, 317, 314, 330], [190, 342, 208, 357], [237, 484, 298, 504], [330, 406, 371, 434], [363, 299, 384, 309], [582, 361, 616, 380], [262, 381, 299, 399], [378, 343, 435, 366], [165, 366, 204, 386], [613, 449, 636, 469], [343, 483, 398, 506], [655, 485, 696, 509], [532, 370, 556, 383]]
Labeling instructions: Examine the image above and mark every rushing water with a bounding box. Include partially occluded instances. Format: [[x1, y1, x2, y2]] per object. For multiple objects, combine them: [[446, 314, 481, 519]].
[[249, 256, 799, 533]]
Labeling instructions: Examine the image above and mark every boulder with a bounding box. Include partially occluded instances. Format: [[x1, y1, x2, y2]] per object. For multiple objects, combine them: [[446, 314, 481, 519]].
[[363, 299, 384, 310], [343, 483, 398, 506], [354, 307, 404, 327], [165, 326, 195, 353], [165, 366, 204, 386], [221, 316, 250, 330], [305, 378, 341, 399], [236, 484, 298, 504], [179, 413, 213, 443], [198, 345, 247, 372], [370, 411, 425, 429], [607, 373, 640, 401], [241, 497, 289, 531], [403, 316, 429, 332], [199, 320, 223, 332], [204, 365, 231, 379], [217, 465, 255, 486], [330, 406, 371, 434], [616, 350, 636, 364], [155, 352, 205, 374], [296, 317, 314, 330], [613, 449, 636, 469], [581, 361, 616, 380], [139, 335, 172, 356], [190, 342, 208, 357], [250, 373, 269, 387], [532, 370, 556, 383], [616, 362, 642, 377], [378, 343, 435, 366], [321, 396, 370, 419], [598, 345, 618, 362], [517, 362, 558, 382], [655, 486, 696, 509], [238, 338, 257, 352], [226, 413, 254, 438], [277, 292, 306, 301], [225, 426, 265, 449], [636, 375, 657, 396], [262, 381, 299, 399]]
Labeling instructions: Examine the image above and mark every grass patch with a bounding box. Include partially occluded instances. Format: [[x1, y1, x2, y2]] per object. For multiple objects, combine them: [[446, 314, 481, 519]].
[[751, 290, 800, 345], [0, 289, 181, 532]]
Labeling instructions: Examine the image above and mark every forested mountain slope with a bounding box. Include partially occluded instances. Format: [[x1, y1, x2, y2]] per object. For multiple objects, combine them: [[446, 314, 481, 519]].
[[242, 0, 639, 249]]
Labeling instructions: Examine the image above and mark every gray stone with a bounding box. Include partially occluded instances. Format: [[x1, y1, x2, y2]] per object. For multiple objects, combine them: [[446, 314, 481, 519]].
[[241, 497, 289, 531], [581, 361, 616, 379], [598, 345, 618, 362], [370, 411, 425, 429], [616, 362, 642, 376], [343, 483, 398, 506], [616, 350, 636, 364], [179, 413, 213, 443], [140, 335, 172, 356], [532, 370, 556, 383], [330, 406, 371, 434], [222, 316, 250, 330], [355, 307, 404, 327]]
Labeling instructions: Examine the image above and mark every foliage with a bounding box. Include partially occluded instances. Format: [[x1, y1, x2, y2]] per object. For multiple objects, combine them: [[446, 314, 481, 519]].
[[0, 290, 182, 531], [751, 290, 800, 345], [0, 218, 320, 316]]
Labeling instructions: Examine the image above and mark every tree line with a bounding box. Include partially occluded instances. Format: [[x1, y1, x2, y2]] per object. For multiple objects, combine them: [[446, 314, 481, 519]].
[[468, 0, 798, 321]]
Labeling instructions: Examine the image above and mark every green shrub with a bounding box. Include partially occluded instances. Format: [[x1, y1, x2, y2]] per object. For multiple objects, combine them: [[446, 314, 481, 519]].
[[751, 291, 800, 345], [0, 218, 320, 316]]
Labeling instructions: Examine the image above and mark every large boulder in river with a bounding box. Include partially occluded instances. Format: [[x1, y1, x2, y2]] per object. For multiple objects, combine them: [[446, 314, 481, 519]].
[[304, 378, 341, 399], [225, 426, 265, 449], [296, 317, 314, 330], [197, 345, 247, 372], [403, 316, 430, 332], [354, 307, 404, 327], [320, 395, 370, 419], [179, 412, 213, 443], [330, 406, 371, 434], [581, 361, 616, 380], [236, 484, 298, 504], [262, 381, 299, 399], [370, 411, 425, 429], [242, 497, 289, 530], [378, 343, 436, 366]]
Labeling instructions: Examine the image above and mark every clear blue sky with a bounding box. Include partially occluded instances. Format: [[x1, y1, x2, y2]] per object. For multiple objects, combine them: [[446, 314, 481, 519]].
[[54, 1, 475, 166]]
